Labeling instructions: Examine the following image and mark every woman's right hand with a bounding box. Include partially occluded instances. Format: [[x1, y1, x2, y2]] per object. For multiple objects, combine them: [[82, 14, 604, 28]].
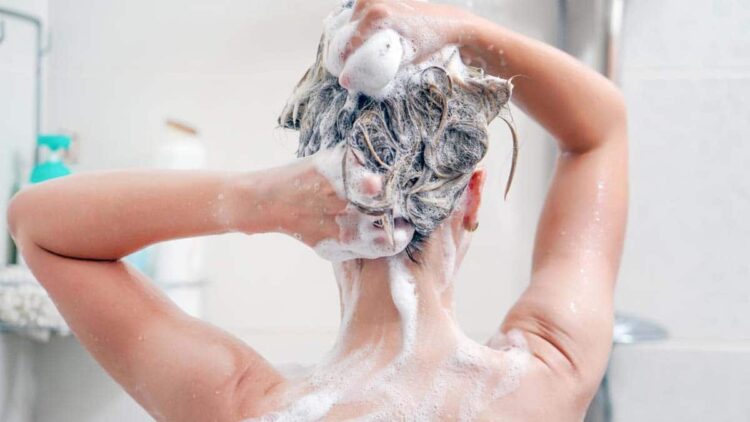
[[341, 0, 476, 64]]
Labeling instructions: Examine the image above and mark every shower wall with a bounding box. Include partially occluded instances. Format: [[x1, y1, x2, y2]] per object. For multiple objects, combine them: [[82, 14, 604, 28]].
[[611, 0, 750, 420], [618, 0, 750, 344]]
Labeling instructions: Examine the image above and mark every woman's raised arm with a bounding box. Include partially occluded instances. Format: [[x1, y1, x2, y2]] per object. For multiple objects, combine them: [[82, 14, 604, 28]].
[[346, 0, 628, 398], [463, 10, 628, 395], [7, 170, 288, 420], [6, 161, 356, 420]]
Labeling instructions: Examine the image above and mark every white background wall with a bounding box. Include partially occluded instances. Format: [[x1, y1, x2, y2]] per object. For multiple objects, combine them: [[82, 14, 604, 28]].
[[617, 0, 750, 342], [611, 1, 750, 420]]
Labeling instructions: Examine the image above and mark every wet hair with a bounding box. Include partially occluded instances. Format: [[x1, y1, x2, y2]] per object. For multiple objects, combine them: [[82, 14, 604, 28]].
[[279, 37, 517, 260]]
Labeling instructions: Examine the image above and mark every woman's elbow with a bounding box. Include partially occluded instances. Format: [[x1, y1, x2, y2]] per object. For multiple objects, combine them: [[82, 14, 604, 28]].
[[7, 188, 39, 246], [562, 88, 628, 154], [607, 88, 628, 139]]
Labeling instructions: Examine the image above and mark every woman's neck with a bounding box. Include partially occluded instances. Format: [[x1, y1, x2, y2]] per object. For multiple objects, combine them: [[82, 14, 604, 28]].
[[330, 223, 470, 362]]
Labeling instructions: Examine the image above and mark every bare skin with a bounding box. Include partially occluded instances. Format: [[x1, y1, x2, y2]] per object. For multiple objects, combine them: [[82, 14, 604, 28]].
[[7, 1, 627, 421]]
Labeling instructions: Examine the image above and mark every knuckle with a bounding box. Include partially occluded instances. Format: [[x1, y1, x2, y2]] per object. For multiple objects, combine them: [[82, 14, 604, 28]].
[[364, 4, 392, 22], [354, 0, 375, 10]]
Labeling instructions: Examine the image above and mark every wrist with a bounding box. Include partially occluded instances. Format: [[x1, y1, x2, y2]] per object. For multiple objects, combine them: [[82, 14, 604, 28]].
[[453, 13, 507, 73], [450, 9, 486, 49], [224, 169, 286, 235]]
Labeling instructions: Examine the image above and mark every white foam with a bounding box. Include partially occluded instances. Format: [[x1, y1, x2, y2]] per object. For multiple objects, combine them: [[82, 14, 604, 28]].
[[387, 257, 418, 357], [311, 145, 415, 262], [440, 225, 457, 289], [249, 259, 531, 420], [321, 2, 470, 99], [338, 29, 404, 98], [324, 17, 356, 77]]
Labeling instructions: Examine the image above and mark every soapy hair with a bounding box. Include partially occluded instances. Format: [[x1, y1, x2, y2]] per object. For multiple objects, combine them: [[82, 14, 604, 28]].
[[279, 36, 517, 260]]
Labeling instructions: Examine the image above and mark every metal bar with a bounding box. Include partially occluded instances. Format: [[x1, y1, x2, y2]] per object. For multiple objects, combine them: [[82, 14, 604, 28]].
[[0, 18, 6, 44], [557, 0, 569, 50], [604, 0, 626, 83], [0, 7, 46, 165]]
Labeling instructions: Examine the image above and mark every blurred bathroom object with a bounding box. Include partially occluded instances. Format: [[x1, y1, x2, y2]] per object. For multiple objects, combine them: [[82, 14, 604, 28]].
[[3, 152, 25, 266], [0, 6, 48, 145], [0, 265, 70, 342], [152, 119, 207, 318], [558, 0, 625, 81], [29, 134, 72, 184], [9, 134, 73, 268], [584, 314, 668, 422]]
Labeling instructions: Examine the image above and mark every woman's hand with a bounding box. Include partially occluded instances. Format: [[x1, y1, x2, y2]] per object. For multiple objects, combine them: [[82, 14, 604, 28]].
[[341, 0, 474, 64], [231, 145, 414, 261]]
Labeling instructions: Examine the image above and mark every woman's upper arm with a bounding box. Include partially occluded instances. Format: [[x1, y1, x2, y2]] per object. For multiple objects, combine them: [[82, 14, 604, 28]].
[[502, 129, 628, 390], [18, 239, 282, 421]]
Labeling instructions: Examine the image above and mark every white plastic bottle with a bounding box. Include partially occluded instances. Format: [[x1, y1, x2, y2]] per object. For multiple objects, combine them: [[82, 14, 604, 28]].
[[152, 119, 207, 317]]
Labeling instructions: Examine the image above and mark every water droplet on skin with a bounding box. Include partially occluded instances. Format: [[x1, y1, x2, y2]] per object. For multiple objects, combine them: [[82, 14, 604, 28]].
[[218, 193, 225, 201], [138, 335, 144, 341], [313, 182, 321, 192], [293, 233, 303, 240], [293, 179, 301, 188]]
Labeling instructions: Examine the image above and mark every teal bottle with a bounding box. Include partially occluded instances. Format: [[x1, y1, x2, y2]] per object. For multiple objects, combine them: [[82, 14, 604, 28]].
[[29, 134, 73, 184]]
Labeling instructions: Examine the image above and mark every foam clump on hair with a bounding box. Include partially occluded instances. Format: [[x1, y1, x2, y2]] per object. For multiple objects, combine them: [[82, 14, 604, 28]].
[[280, 1, 517, 258], [324, 5, 405, 98]]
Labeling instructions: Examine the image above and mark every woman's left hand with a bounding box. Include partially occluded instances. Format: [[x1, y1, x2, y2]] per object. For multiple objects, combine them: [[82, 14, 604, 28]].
[[230, 146, 414, 261]]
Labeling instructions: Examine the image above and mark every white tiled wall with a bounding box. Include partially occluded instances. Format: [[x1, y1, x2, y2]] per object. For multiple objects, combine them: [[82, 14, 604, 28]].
[[609, 341, 750, 422], [617, 0, 750, 342], [607, 1, 750, 420]]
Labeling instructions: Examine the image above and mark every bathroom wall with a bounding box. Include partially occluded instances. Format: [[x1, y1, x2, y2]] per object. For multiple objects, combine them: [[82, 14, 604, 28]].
[[617, 0, 750, 344], [609, 0, 750, 420], [0, 0, 47, 420]]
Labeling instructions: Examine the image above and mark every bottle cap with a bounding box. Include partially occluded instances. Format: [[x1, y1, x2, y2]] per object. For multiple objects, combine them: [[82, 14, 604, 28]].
[[37, 134, 72, 151]]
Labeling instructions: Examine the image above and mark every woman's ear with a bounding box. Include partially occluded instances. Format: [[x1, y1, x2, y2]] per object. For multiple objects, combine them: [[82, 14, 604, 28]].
[[463, 169, 486, 232]]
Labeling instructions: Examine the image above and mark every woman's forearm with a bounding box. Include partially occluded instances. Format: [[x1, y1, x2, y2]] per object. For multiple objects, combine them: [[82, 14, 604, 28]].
[[459, 16, 627, 152], [7, 170, 275, 261]]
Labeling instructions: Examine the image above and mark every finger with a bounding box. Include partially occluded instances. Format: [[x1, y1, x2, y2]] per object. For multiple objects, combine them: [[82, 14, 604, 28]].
[[341, 20, 374, 62], [360, 173, 383, 197], [351, 0, 377, 20], [342, 4, 392, 61]]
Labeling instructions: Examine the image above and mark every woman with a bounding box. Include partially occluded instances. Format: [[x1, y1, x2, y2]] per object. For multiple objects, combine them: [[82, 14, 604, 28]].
[[7, 0, 627, 420]]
